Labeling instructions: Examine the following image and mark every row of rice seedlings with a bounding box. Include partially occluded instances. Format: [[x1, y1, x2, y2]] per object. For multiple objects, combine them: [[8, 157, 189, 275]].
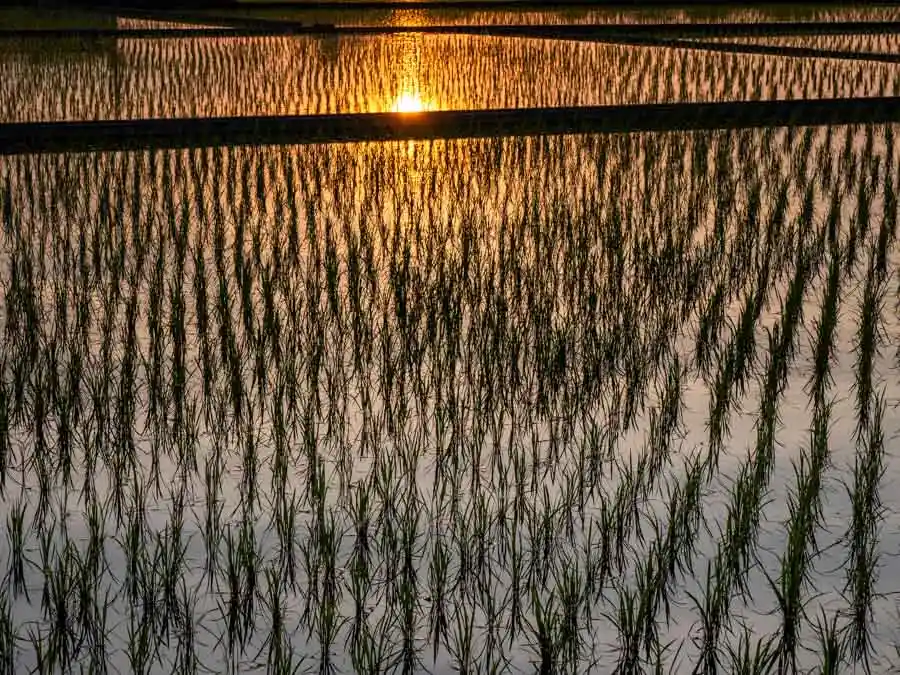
[[853, 236, 890, 444], [704, 177, 795, 473], [841, 232, 890, 670], [767, 400, 833, 673], [806, 246, 844, 407], [842, 391, 886, 670]]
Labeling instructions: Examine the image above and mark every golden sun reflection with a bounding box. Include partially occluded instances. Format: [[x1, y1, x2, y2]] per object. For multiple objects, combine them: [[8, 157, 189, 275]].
[[392, 91, 427, 114]]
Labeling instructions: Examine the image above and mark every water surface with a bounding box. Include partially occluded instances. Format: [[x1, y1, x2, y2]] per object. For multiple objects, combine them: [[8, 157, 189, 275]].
[[0, 125, 898, 672]]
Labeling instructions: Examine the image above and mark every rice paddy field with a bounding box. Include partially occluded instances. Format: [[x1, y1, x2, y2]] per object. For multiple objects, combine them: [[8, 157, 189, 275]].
[[6, 32, 900, 122], [2, 4, 900, 674]]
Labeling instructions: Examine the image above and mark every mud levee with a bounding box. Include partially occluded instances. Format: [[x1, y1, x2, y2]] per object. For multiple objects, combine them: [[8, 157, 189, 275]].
[[3, 97, 900, 155]]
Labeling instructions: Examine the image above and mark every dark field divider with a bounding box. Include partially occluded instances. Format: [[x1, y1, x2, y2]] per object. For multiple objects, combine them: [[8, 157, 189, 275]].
[[4, 22, 900, 65], [3, 97, 900, 154], [90, 0, 900, 7], [6, 20, 900, 39]]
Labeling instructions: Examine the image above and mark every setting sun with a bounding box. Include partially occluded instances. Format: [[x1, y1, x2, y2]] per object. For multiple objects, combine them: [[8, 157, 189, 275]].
[[392, 91, 426, 114]]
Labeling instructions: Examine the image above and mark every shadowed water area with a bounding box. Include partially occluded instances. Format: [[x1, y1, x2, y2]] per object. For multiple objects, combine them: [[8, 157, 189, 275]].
[[1, 5, 900, 674]]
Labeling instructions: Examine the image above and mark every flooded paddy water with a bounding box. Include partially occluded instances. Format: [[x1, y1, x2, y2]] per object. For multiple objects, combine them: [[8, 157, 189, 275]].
[[1, 4, 900, 673], [4, 32, 900, 122]]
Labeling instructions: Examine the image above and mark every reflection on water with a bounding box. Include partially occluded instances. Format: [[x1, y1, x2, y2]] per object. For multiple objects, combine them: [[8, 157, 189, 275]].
[[0, 125, 899, 671], [390, 31, 430, 113], [392, 91, 427, 113], [2, 32, 899, 122]]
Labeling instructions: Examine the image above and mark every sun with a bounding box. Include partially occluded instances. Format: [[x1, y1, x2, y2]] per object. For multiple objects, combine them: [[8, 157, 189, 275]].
[[392, 91, 426, 114]]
